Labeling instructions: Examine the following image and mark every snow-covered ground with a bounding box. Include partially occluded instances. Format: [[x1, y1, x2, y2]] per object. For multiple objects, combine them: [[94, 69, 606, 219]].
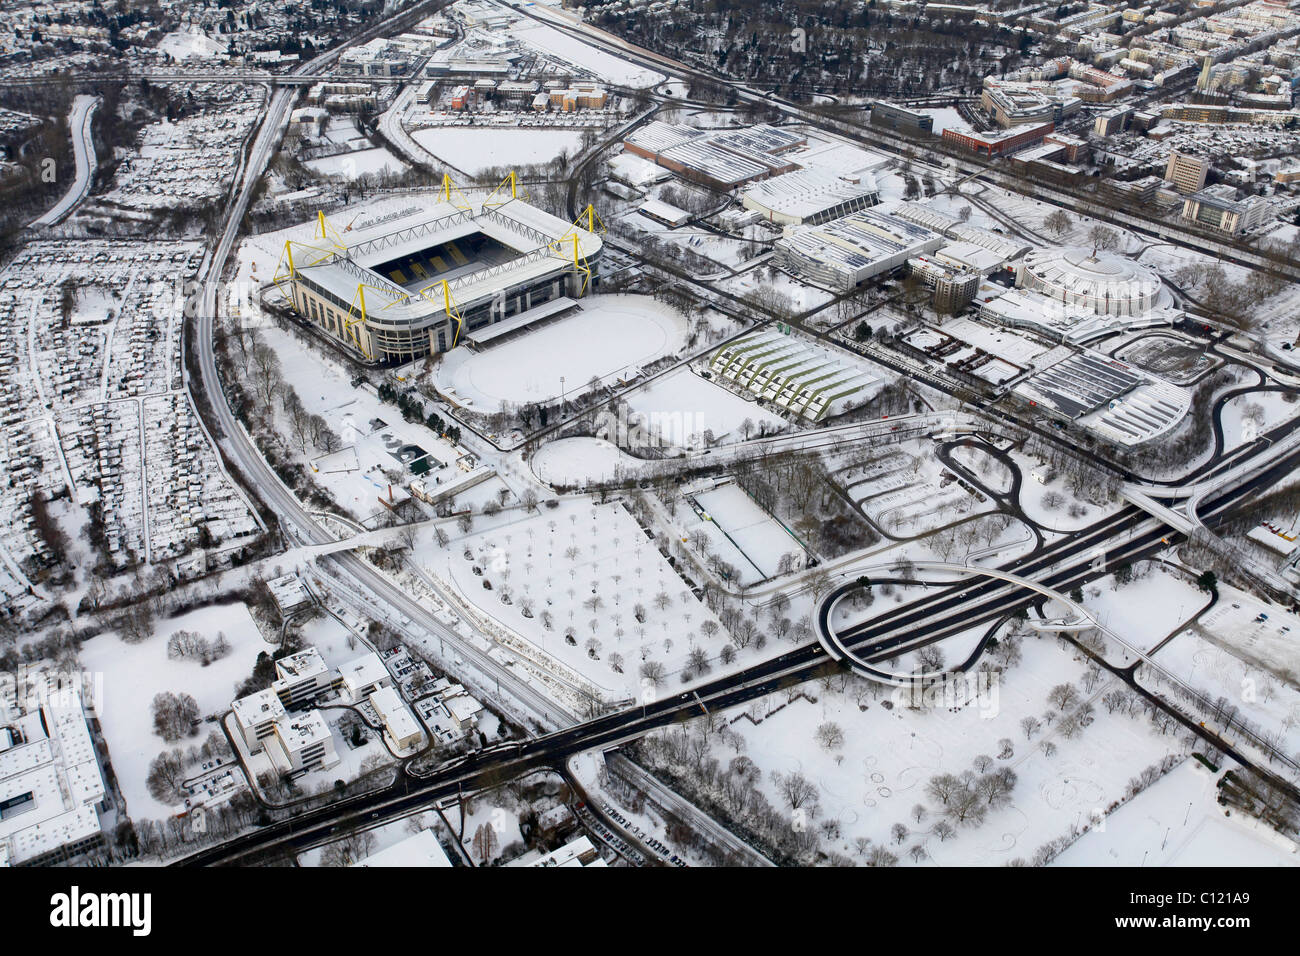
[[1076, 563, 1207, 656], [660, 631, 1184, 865], [304, 146, 408, 179], [255, 325, 462, 524], [1220, 390, 1300, 451], [916, 106, 965, 135], [531, 436, 639, 486], [157, 30, 227, 60], [411, 127, 587, 174], [1145, 588, 1300, 761], [621, 368, 786, 447], [509, 18, 664, 88], [423, 497, 732, 700], [436, 295, 688, 407], [691, 481, 806, 583], [1054, 759, 1297, 866], [79, 603, 271, 822]]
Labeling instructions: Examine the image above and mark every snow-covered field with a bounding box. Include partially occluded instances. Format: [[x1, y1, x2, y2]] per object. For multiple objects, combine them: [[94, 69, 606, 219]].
[[436, 295, 688, 407], [1054, 759, 1297, 866], [622, 368, 786, 446], [677, 632, 1184, 865], [692, 481, 806, 583], [916, 106, 965, 135], [424, 497, 733, 700], [531, 436, 639, 486], [157, 30, 226, 60], [256, 325, 461, 524], [411, 127, 587, 174], [79, 603, 270, 822], [305, 146, 408, 179], [1220, 390, 1300, 451], [1076, 564, 1207, 656], [509, 19, 664, 88]]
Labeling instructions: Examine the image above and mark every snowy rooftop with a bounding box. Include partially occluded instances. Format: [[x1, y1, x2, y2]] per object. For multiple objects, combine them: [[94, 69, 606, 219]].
[[274, 647, 330, 683], [231, 688, 287, 727], [352, 828, 452, 867], [338, 652, 389, 695], [370, 686, 422, 742], [741, 168, 880, 221]]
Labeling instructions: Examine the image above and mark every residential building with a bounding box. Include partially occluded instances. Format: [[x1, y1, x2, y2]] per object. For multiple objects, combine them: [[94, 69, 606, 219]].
[[1165, 150, 1210, 194]]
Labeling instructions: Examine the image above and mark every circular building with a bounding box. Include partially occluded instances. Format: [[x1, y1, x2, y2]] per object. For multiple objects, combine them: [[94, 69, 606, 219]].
[[1016, 247, 1162, 317]]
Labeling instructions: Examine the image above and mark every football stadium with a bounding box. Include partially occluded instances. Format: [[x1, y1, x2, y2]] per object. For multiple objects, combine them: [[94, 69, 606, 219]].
[[274, 177, 604, 364]]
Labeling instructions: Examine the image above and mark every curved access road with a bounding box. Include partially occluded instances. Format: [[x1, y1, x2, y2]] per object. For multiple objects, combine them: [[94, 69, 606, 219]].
[[29, 93, 99, 227]]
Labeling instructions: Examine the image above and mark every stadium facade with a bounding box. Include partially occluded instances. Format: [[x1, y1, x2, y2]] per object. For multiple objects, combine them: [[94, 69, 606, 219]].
[[275, 184, 603, 364]]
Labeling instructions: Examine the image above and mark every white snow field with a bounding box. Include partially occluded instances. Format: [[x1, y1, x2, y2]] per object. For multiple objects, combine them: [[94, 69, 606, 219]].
[[692, 481, 806, 582], [79, 603, 270, 822], [509, 19, 664, 88], [1054, 759, 1298, 866], [427, 497, 731, 701], [623, 368, 785, 446], [157, 30, 226, 60], [531, 436, 641, 486], [697, 633, 1184, 866], [411, 127, 587, 174], [304, 146, 409, 179], [437, 295, 688, 407], [1220, 390, 1300, 451]]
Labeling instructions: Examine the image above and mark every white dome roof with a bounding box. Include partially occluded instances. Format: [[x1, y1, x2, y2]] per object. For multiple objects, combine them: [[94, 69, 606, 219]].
[[1018, 248, 1162, 317]]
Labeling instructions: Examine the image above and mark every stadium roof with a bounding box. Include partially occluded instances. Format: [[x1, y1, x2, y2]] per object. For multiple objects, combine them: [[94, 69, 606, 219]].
[[293, 197, 601, 320]]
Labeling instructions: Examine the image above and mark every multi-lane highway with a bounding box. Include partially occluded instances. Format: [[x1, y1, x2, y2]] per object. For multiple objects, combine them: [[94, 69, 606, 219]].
[[174, 420, 1300, 866]]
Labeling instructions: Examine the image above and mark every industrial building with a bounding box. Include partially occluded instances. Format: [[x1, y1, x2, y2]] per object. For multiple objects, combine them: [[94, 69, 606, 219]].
[[622, 121, 804, 190], [276, 190, 603, 364], [708, 330, 879, 421], [740, 168, 880, 225], [1014, 351, 1190, 446], [0, 677, 108, 867], [774, 207, 944, 290], [889, 202, 1031, 265]]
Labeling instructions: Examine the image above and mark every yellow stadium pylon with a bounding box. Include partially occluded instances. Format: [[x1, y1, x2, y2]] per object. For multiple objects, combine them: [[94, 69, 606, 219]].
[[482, 170, 529, 208], [417, 279, 465, 347], [439, 173, 474, 211]]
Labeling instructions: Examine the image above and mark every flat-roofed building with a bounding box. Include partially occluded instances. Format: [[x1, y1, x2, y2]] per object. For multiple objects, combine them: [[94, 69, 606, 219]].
[[231, 688, 288, 752], [869, 101, 934, 134], [273, 647, 337, 710], [741, 168, 880, 225], [338, 652, 392, 703], [942, 121, 1055, 156], [774, 207, 944, 290], [267, 710, 338, 774], [1181, 185, 1273, 234], [370, 686, 422, 751], [1165, 149, 1210, 193]]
